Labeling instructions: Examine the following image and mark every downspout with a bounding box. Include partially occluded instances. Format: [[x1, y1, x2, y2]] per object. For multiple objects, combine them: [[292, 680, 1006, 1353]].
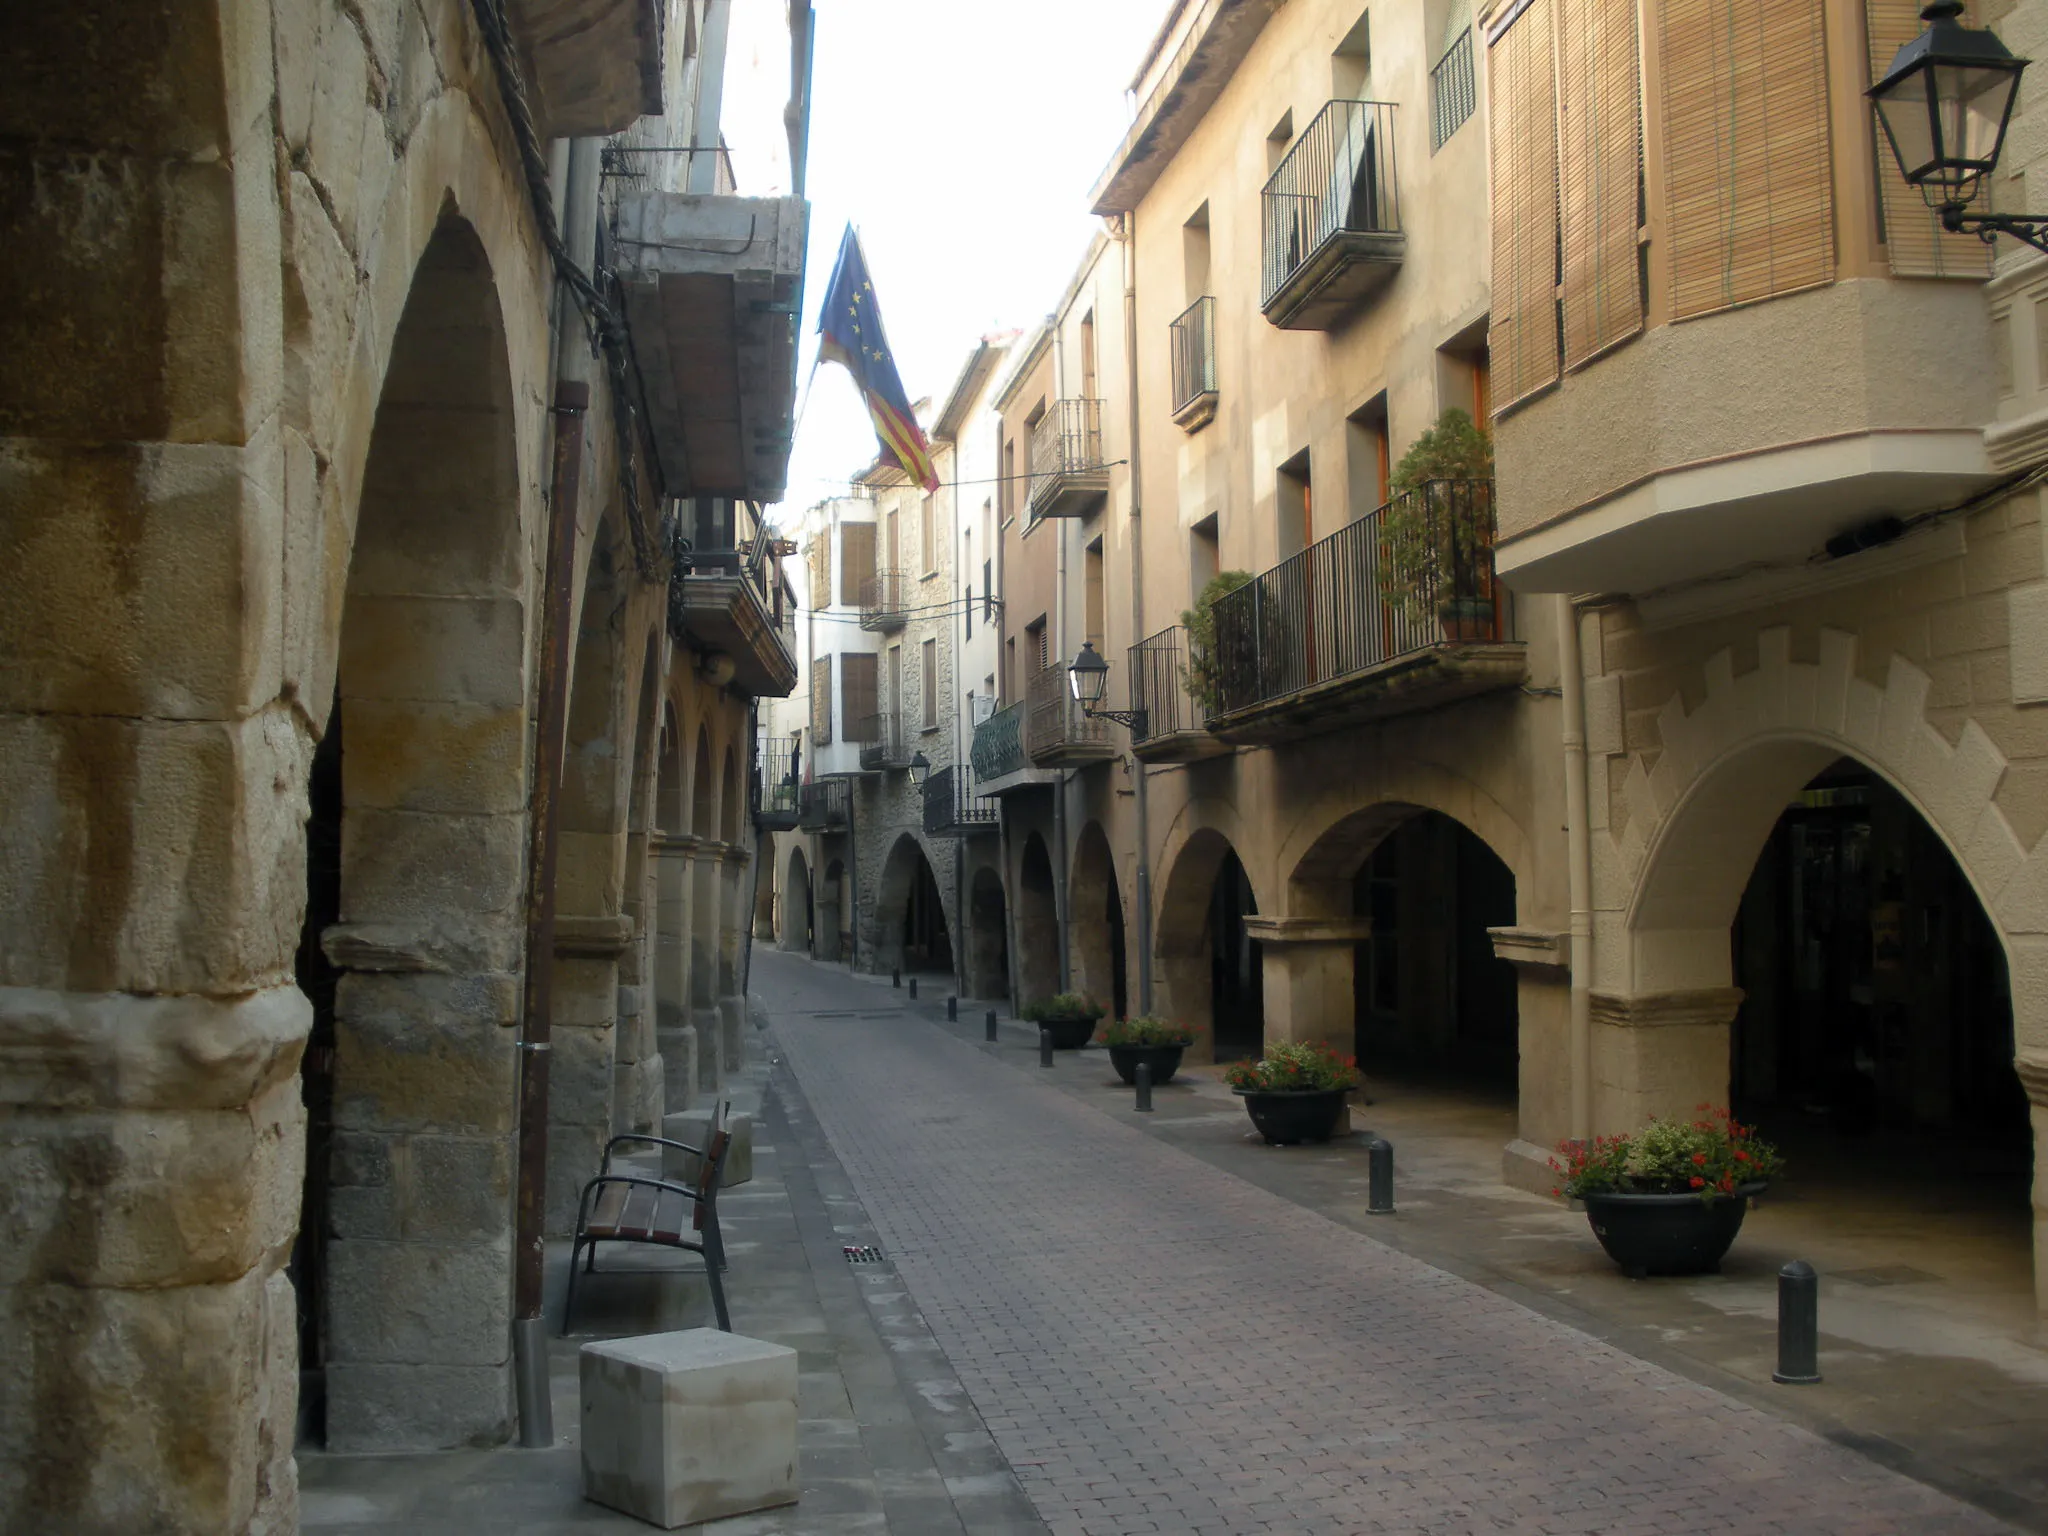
[[1050, 321, 1072, 995], [689, 0, 734, 193], [512, 133, 600, 1448], [1119, 212, 1154, 1014], [1558, 596, 1594, 1143]]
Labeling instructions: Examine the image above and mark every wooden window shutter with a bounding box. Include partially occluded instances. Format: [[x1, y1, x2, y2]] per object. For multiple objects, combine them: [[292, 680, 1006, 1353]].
[[1558, 0, 1643, 367], [812, 655, 833, 744], [840, 522, 876, 606], [842, 652, 879, 736], [1865, 0, 1992, 278], [1657, 0, 1835, 322], [1487, 0, 1563, 413], [808, 535, 830, 610]]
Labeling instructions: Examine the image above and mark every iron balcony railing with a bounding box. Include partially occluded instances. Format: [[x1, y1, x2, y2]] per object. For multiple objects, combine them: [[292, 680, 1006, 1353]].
[[1027, 399, 1107, 513], [797, 778, 850, 830], [922, 764, 998, 836], [1169, 297, 1217, 420], [755, 736, 800, 825], [1431, 29, 1477, 151], [1209, 479, 1500, 719], [1027, 662, 1113, 760], [854, 710, 906, 770], [858, 568, 907, 630], [1261, 99, 1401, 310], [971, 701, 1028, 782], [1127, 626, 1207, 745]]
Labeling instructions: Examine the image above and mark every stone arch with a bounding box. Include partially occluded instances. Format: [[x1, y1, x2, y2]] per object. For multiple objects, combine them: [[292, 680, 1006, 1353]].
[[312, 210, 527, 1452], [1070, 821, 1128, 1020], [1016, 833, 1061, 1008], [1155, 826, 1261, 1061], [875, 832, 954, 976], [783, 846, 813, 953], [968, 863, 1010, 1001]]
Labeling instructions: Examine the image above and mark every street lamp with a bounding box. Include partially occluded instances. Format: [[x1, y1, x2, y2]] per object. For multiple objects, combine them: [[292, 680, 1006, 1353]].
[[907, 750, 930, 788], [1067, 641, 1147, 734], [1870, 1, 2042, 250]]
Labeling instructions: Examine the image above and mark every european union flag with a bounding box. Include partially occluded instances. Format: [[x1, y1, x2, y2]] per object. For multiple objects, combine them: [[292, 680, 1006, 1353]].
[[817, 226, 938, 492]]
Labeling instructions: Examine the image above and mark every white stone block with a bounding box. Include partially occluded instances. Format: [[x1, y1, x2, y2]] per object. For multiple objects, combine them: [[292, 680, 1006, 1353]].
[[580, 1329, 798, 1529], [662, 1110, 753, 1187]]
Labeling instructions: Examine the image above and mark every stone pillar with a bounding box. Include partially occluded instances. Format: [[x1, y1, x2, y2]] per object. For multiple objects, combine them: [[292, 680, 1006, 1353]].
[[2016, 1053, 2048, 1319], [813, 853, 842, 964], [1589, 988, 1744, 1133], [613, 916, 662, 1137], [653, 834, 697, 1113], [719, 847, 750, 1075], [1249, 917, 1373, 1136], [545, 916, 634, 1234], [690, 845, 725, 1099], [1490, 928, 1573, 1194]]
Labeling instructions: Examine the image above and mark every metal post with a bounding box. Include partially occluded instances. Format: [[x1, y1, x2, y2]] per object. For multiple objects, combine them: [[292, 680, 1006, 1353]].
[[947, 995, 957, 1021], [1039, 1028, 1053, 1067], [1134, 1061, 1153, 1112], [985, 1009, 998, 1042], [908, 976, 918, 1000], [1366, 1138, 1395, 1214], [1773, 1260, 1821, 1384], [892, 967, 901, 988]]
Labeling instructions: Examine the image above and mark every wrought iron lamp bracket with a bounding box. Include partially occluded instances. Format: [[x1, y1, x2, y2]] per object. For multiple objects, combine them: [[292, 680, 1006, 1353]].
[[1940, 201, 2048, 254], [1081, 705, 1149, 734]]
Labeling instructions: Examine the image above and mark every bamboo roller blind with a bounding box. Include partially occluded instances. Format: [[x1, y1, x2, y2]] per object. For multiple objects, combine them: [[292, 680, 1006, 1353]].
[[811, 656, 832, 744], [808, 536, 830, 609], [1865, 0, 1993, 277], [842, 652, 879, 726], [839, 521, 876, 606], [1657, 0, 1835, 321], [1487, 0, 1563, 412], [1558, 0, 1644, 366]]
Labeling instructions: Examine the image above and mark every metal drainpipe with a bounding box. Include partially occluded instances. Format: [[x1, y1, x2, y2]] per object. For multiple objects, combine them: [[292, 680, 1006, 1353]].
[[1049, 318, 1072, 995], [1558, 595, 1595, 1143], [1119, 212, 1154, 1014]]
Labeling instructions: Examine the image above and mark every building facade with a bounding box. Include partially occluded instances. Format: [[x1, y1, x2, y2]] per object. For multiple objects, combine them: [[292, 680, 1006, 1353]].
[[0, 0, 808, 1526]]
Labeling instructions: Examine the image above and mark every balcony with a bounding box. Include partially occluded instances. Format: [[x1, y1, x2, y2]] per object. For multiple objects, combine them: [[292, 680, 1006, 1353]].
[[1169, 298, 1218, 432], [859, 569, 908, 631], [1028, 400, 1111, 519], [1127, 627, 1231, 764], [853, 711, 911, 773], [922, 764, 998, 837], [754, 737, 800, 831], [797, 778, 850, 832], [1207, 480, 1524, 744], [668, 539, 799, 699], [972, 702, 1027, 782], [611, 191, 807, 503], [1261, 100, 1404, 331], [1027, 663, 1117, 767], [503, 0, 663, 138], [1430, 28, 1477, 151]]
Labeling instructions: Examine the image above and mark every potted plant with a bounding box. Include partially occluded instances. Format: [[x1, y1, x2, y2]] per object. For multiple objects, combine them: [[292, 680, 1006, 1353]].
[[1180, 569, 1254, 719], [1022, 992, 1105, 1051], [1223, 1041, 1361, 1145], [1552, 1106, 1784, 1278], [1099, 1015, 1195, 1086], [1377, 409, 1497, 640]]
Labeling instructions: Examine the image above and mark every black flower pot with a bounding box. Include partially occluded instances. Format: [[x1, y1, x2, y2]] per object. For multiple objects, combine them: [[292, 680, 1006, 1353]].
[[1033, 1013, 1099, 1050], [1107, 1042, 1187, 1086], [1581, 1184, 1766, 1278], [1233, 1087, 1348, 1146]]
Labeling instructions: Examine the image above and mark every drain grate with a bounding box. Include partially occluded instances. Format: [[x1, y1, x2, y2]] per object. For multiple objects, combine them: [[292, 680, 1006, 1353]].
[[842, 1244, 885, 1265]]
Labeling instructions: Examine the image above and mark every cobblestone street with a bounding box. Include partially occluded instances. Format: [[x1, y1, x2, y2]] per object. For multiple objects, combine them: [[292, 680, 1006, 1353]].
[[756, 951, 2019, 1536]]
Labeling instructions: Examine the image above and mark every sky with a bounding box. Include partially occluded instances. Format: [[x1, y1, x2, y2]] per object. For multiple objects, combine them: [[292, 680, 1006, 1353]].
[[722, 1, 1170, 525]]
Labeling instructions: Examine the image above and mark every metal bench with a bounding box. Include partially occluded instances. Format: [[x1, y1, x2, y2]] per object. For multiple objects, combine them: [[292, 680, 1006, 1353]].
[[562, 1113, 734, 1335]]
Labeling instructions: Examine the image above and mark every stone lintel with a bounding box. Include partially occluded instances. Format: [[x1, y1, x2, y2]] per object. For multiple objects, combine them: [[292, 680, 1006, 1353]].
[[1589, 988, 1745, 1030], [652, 833, 702, 855], [1242, 916, 1373, 945], [1489, 926, 1571, 974], [555, 914, 636, 959], [721, 845, 751, 868]]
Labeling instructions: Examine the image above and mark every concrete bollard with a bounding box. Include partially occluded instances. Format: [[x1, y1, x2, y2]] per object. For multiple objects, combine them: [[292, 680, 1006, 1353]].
[[1039, 1028, 1053, 1067], [908, 976, 918, 1000], [892, 968, 901, 988], [947, 996, 957, 1022], [1134, 1062, 1153, 1112], [1366, 1138, 1395, 1214], [985, 1009, 998, 1042], [1773, 1260, 1821, 1384]]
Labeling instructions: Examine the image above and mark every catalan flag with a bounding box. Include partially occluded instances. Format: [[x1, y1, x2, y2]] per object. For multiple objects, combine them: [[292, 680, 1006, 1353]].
[[816, 226, 939, 492]]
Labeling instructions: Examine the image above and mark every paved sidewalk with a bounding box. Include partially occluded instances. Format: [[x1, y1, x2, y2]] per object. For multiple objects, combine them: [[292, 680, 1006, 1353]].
[[756, 949, 2018, 1536], [298, 1009, 1042, 1535]]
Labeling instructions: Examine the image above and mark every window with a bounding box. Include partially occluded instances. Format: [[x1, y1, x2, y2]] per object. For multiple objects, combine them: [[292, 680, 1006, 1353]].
[[1026, 617, 1048, 675], [842, 652, 878, 735], [887, 644, 902, 718], [840, 521, 876, 606], [1183, 203, 1211, 298], [1000, 439, 1016, 522], [920, 495, 935, 575], [1346, 396, 1390, 518], [983, 557, 992, 621], [1005, 636, 1016, 702], [1331, 11, 1370, 99], [1266, 110, 1294, 174], [1190, 514, 1220, 605], [921, 637, 938, 728], [964, 583, 973, 638], [1080, 311, 1098, 400], [1430, 13, 1476, 151], [1277, 449, 1313, 558], [885, 506, 900, 571], [1084, 537, 1106, 648]]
